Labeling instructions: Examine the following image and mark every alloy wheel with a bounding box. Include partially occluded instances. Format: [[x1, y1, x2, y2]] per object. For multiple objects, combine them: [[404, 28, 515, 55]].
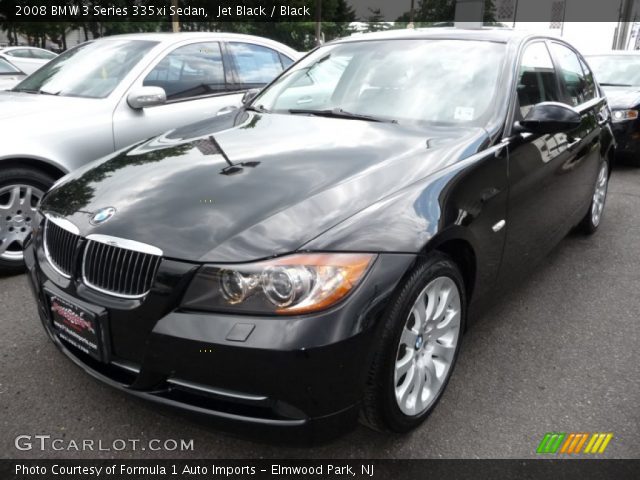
[[394, 276, 462, 416], [591, 162, 608, 227], [0, 184, 43, 261]]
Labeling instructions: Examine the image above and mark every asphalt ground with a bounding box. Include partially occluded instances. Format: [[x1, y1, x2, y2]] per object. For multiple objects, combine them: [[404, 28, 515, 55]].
[[1, 166, 638, 459]]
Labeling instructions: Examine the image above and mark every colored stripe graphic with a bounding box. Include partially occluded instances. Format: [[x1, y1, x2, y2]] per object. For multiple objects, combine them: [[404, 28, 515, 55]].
[[584, 433, 614, 454], [559, 433, 589, 454], [539, 433, 613, 454], [560, 433, 575, 453], [537, 433, 553, 454], [537, 433, 565, 454], [573, 433, 589, 453]]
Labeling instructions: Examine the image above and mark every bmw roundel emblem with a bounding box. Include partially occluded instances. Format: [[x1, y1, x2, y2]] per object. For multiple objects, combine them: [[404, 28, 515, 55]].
[[90, 207, 116, 226]]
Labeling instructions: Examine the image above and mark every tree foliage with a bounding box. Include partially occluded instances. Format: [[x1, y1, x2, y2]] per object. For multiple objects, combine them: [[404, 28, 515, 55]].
[[396, 0, 496, 24]]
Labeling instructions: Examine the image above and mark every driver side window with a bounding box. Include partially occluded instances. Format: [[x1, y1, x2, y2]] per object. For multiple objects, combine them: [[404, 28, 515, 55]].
[[517, 42, 561, 118], [143, 42, 227, 101]]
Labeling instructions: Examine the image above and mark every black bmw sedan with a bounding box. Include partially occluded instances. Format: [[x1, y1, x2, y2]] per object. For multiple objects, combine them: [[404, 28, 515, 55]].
[[24, 28, 613, 441], [588, 52, 640, 164]]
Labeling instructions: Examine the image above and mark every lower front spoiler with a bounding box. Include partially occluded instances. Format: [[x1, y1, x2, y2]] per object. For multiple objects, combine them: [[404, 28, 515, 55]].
[[39, 310, 360, 444]]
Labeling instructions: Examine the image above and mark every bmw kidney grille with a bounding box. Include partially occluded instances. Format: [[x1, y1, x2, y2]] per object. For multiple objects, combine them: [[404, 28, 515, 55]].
[[43, 217, 162, 298]]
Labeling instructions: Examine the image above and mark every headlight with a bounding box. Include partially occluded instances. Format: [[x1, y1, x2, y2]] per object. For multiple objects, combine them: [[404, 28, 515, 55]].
[[612, 109, 638, 122], [182, 253, 376, 315]]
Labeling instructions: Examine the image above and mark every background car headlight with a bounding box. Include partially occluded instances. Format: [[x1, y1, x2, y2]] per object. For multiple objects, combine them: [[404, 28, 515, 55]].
[[182, 253, 376, 315], [612, 109, 638, 122]]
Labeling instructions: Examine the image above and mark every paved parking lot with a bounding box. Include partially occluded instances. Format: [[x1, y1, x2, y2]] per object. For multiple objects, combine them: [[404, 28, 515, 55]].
[[1, 166, 639, 459]]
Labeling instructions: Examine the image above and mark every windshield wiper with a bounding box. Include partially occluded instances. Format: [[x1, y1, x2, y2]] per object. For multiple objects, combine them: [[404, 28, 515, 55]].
[[288, 108, 397, 123], [11, 87, 60, 95], [599, 82, 633, 87], [11, 88, 38, 93]]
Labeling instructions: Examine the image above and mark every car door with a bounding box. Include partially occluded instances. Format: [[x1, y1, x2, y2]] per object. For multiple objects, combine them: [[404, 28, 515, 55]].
[[547, 41, 604, 218], [498, 40, 584, 283], [112, 41, 244, 150]]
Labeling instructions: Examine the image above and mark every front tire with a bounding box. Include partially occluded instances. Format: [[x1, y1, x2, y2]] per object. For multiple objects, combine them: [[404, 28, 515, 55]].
[[361, 253, 466, 432], [579, 161, 609, 235], [0, 166, 54, 275]]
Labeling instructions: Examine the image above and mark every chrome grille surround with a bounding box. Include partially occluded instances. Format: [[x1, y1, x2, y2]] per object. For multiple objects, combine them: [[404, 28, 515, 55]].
[[43, 214, 80, 278], [81, 234, 162, 299]]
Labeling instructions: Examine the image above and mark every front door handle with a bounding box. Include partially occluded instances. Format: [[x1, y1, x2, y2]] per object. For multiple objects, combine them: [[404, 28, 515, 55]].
[[216, 105, 238, 116], [566, 137, 581, 151]]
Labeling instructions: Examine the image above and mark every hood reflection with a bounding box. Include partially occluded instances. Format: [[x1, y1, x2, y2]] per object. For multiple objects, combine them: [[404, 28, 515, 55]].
[[42, 110, 487, 262]]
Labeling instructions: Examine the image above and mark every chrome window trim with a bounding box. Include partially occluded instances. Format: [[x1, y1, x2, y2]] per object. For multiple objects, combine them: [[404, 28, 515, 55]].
[[503, 36, 606, 142]]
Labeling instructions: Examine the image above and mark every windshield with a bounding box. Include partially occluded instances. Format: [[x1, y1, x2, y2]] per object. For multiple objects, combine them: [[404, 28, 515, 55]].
[[14, 40, 157, 98], [254, 39, 506, 126], [588, 55, 640, 86], [0, 58, 20, 74]]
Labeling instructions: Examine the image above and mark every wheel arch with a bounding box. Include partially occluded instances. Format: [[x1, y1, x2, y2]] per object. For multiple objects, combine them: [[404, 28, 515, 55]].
[[0, 157, 68, 181], [419, 231, 478, 304]]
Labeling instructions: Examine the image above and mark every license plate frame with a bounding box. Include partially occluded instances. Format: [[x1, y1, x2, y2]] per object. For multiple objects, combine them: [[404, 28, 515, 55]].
[[47, 293, 109, 363]]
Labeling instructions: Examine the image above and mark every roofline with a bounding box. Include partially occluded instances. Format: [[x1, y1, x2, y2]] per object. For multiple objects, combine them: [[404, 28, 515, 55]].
[[81, 32, 299, 56]]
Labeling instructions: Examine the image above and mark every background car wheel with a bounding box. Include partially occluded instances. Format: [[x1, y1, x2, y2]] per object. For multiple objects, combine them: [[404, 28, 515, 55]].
[[361, 253, 466, 433], [579, 161, 609, 235], [0, 166, 54, 275]]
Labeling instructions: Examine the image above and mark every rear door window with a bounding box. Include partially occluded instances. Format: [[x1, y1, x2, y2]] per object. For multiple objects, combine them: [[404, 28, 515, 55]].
[[550, 42, 596, 106], [578, 57, 598, 100], [227, 42, 284, 87], [6, 49, 31, 58], [31, 49, 57, 60]]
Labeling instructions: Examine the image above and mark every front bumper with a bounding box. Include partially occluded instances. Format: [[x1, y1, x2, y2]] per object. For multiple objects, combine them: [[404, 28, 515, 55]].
[[611, 119, 640, 157], [24, 227, 415, 442]]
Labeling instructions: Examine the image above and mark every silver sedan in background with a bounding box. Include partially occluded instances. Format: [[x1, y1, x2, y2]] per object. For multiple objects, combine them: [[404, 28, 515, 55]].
[[0, 57, 26, 90], [0, 32, 298, 273], [0, 46, 57, 75]]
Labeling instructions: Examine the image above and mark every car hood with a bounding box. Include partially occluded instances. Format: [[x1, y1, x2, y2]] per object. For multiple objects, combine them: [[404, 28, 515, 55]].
[[601, 86, 640, 109], [0, 91, 94, 121], [42, 111, 489, 262]]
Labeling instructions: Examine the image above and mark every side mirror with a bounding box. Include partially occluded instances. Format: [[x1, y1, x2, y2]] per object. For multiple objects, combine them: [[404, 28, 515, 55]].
[[242, 88, 260, 105], [518, 102, 581, 135], [127, 86, 167, 109]]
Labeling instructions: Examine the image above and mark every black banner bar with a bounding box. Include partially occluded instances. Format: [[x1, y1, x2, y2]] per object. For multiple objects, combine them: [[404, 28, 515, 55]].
[[2, 459, 640, 480], [0, 0, 637, 23]]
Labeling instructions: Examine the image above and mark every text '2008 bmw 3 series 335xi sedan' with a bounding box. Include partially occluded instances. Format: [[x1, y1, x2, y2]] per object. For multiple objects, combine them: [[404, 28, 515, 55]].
[[25, 28, 613, 442]]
